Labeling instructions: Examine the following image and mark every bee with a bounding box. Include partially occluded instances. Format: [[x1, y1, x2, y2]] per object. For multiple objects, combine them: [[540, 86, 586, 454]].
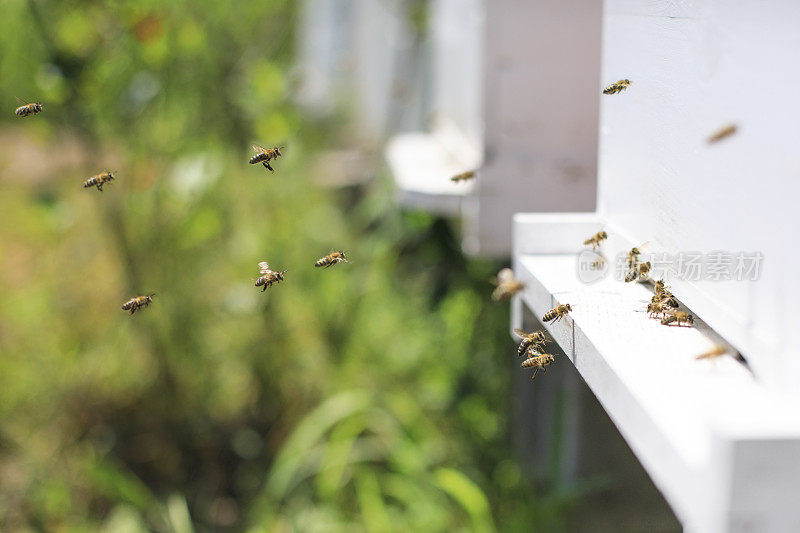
[[625, 261, 651, 283], [450, 170, 475, 183], [626, 242, 649, 271], [14, 97, 43, 117], [250, 144, 284, 172], [651, 292, 679, 308], [707, 124, 737, 144], [315, 250, 348, 268], [583, 230, 608, 250], [602, 79, 631, 95], [652, 279, 678, 307], [646, 301, 669, 318], [83, 171, 115, 192], [521, 351, 556, 381], [695, 345, 728, 361], [542, 303, 572, 324], [491, 268, 525, 301], [254, 261, 286, 291], [661, 310, 694, 327], [514, 328, 548, 357], [121, 293, 155, 315]]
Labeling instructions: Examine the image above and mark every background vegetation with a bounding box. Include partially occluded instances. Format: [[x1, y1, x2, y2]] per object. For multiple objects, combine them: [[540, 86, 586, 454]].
[[0, 0, 562, 530]]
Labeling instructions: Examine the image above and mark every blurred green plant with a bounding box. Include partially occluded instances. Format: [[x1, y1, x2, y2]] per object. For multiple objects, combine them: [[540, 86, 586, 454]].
[[0, 0, 565, 531]]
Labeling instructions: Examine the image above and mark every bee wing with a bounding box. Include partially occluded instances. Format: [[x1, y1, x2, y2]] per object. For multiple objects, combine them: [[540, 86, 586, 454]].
[[14, 96, 25, 104], [257, 261, 271, 274], [252, 144, 266, 154], [513, 328, 528, 339]]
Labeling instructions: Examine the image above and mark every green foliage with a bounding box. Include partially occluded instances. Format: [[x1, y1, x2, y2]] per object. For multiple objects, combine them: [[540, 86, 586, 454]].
[[0, 0, 557, 530]]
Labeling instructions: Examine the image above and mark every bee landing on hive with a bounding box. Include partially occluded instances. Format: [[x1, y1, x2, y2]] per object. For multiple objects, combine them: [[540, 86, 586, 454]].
[[602, 79, 631, 95], [542, 304, 572, 324]]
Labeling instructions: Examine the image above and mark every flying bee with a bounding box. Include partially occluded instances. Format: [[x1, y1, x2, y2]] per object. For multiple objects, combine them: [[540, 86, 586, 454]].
[[626, 242, 649, 271], [315, 250, 348, 268], [514, 328, 548, 357], [83, 171, 115, 191], [254, 261, 286, 291], [491, 268, 525, 301], [14, 96, 43, 117], [625, 261, 651, 283], [521, 351, 555, 381], [542, 303, 572, 324], [583, 230, 608, 250], [602, 79, 631, 95], [121, 293, 155, 315], [450, 170, 476, 183], [695, 345, 728, 361], [707, 124, 737, 144], [661, 310, 694, 327], [250, 144, 284, 172]]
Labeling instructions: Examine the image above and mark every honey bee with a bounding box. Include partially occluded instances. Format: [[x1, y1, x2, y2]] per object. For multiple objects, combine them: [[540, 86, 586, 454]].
[[695, 345, 728, 360], [626, 242, 649, 271], [83, 171, 115, 192], [521, 351, 556, 381], [450, 170, 475, 183], [514, 328, 548, 357], [602, 79, 631, 95], [646, 301, 669, 318], [315, 250, 348, 268], [542, 303, 572, 324], [254, 261, 286, 291], [707, 124, 737, 144], [250, 144, 284, 172], [625, 261, 651, 283], [14, 97, 43, 117], [583, 230, 608, 250], [661, 310, 694, 327], [491, 268, 525, 301], [652, 279, 678, 307], [121, 293, 155, 315]]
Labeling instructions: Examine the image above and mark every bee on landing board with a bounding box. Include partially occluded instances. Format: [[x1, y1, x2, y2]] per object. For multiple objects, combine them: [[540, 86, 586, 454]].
[[707, 124, 737, 144], [14, 97, 43, 117], [521, 350, 555, 381], [250, 144, 283, 172], [315, 250, 348, 268], [542, 303, 572, 324], [602, 79, 631, 95], [625, 261, 651, 283], [661, 310, 694, 327], [254, 261, 286, 291], [583, 230, 608, 250], [492, 268, 525, 301], [122, 294, 155, 315], [450, 170, 475, 183], [514, 328, 548, 357], [83, 171, 115, 191]]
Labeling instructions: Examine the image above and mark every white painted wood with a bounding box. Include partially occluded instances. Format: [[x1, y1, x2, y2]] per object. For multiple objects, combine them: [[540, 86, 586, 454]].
[[386, 0, 601, 256], [512, 213, 800, 532], [598, 0, 800, 390]]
